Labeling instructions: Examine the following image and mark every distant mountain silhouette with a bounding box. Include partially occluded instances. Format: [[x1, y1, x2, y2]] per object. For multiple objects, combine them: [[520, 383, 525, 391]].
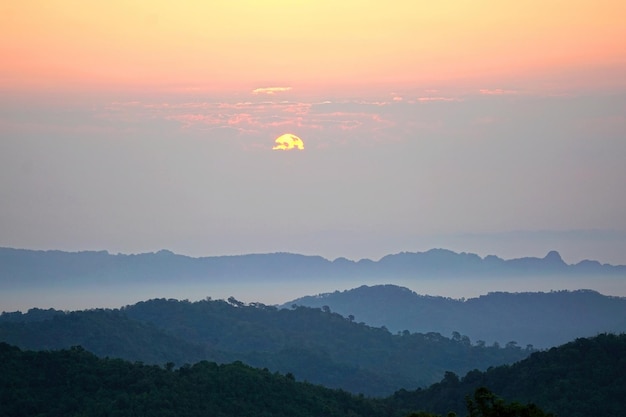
[[1, 247, 624, 289], [283, 285, 626, 348]]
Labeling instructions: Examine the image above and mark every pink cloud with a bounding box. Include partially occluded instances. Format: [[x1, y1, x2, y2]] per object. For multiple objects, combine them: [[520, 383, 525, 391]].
[[479, 88, 518, 95], [97, 97, 432, 146], [415, 96, 461, 102], [251, 87, 292, 95]]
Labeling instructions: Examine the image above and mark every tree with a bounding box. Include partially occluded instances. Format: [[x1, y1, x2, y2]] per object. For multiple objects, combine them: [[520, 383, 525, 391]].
[[227, 297, 245, 307], [466, 387, 553, 417], [505, 341, 518, 350], [443, 371, 459, 385]]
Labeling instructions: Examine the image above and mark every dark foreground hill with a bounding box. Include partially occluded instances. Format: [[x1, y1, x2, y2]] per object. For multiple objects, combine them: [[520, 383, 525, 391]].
[[0, 342, 385, 417], [0, 298, 529, 396], [389, 333, 626, 417], [285, 285, 626, 348], [2, 333, 622, 417]]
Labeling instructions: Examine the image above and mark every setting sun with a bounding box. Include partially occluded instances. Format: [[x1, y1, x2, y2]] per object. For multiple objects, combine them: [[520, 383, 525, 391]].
[[273, 134, 304, 151]]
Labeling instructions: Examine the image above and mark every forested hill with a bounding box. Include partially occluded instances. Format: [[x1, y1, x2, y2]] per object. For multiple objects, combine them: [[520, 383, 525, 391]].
[[0, 342, 385, 417], [389, 333, 626, 417], [1, 334, 620, 417], [0, 298, 529, 396], [0, 308, 220, 365], [1, 247, 623, 288], [285, 285, 626, 348]]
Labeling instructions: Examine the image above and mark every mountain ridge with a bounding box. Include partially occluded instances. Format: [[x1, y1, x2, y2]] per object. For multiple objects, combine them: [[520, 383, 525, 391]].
[[2, 247, 624, 289], [283, 285, 626, 348]]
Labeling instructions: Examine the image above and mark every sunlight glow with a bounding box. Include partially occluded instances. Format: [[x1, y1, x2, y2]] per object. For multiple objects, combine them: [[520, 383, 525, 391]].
[[273, 134, 304, 151], [3, 1, 625, 93]]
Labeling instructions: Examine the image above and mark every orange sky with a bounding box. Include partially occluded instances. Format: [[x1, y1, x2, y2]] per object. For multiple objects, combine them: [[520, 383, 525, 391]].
[[2, 0, 626, 94]]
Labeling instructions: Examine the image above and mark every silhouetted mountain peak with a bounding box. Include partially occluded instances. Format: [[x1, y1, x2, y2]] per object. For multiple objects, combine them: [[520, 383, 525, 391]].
[[332, 257, 354, 264], [543, 250, 564, 264], [575, 259, 603, 269]]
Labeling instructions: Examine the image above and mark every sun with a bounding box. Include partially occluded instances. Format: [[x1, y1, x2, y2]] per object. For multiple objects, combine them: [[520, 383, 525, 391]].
[[273, 133, 304, 150]]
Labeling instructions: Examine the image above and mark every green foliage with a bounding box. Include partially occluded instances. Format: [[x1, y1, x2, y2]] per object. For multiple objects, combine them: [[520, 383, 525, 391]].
[[0, 299, 530, 396], [0, 308, 216, 365], [406, 412, 443, 417], [466, 387, 553, 417], [121, 298, 528, 395], [389, 333, 626, 417], [0, 337, 612, 417], [4, 300, 620, 413], [0, 343, 386, 417]]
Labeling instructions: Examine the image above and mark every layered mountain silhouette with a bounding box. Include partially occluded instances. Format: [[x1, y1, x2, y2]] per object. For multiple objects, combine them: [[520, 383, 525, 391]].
[[284, 285, 626, 348], [0, 299, 530, 396], [1, 247, 624, 289], [1, 329, 623, 417]]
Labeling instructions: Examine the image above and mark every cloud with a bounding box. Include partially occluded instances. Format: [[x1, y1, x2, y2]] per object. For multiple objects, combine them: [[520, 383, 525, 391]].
[[415, 96, 461, 102], [479, 88, 518, 95], [252, 87, 292, 95], [99, 95, 467, 147]]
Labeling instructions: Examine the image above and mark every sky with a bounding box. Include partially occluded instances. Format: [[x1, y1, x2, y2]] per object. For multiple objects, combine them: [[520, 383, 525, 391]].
[[2, 0, 626, 266]]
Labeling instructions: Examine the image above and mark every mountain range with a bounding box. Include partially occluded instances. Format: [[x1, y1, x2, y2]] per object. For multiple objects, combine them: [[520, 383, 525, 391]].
[[1, 247, 624, 290], [1, 246, 624, 414]]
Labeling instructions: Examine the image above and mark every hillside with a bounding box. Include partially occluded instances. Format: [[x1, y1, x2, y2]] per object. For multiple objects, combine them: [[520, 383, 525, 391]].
[[0, 308, 219, 365], [285, 285, 626, 348], [0, 342, 385, 417], [0, 298, 529, 396], [388, 333, 626, 417], [2, 333, 620, 417]]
